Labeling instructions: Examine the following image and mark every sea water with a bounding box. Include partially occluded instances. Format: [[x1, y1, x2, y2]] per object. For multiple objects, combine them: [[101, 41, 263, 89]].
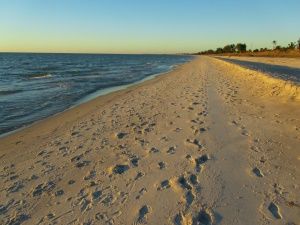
[[0, 53, 194, 135]]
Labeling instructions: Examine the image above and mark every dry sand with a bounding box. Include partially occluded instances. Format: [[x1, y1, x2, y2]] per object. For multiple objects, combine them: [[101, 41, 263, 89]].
[[217, 56, 300, 69], [0, 56, 299, 225]]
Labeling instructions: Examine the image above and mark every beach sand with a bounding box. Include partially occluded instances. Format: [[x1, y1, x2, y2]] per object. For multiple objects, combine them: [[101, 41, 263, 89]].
[[217, 56, 300, 69], [1, 56, 299, 224]]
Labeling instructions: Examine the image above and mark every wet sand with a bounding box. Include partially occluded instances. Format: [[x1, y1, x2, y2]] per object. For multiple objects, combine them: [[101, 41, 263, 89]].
[[1, 56, 299, 224]]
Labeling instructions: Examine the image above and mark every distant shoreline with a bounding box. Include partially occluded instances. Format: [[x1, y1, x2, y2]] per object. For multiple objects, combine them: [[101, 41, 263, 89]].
[[194, 49, 300, 58]]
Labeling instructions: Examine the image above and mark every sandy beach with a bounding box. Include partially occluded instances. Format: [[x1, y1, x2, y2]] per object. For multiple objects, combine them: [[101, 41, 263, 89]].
[[1, 56, 299, 225], [216, 56, 300, 69]]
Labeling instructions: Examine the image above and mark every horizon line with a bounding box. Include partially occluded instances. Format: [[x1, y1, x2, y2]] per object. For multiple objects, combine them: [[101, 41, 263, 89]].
[[0, 51, 185, 55]]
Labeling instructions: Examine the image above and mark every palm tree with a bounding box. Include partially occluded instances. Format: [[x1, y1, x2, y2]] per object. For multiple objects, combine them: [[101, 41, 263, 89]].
[[288, 42, 296, 49], [273, 40, 277, 50]]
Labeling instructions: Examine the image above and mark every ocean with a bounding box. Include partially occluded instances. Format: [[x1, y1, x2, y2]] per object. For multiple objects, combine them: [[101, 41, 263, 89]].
[[0, 53, 194, 136]]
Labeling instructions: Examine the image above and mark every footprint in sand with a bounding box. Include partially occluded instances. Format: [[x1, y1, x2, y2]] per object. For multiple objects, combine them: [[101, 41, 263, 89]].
[[194, 210, 212, 225], [138, 205, 152, 223], [186, 191, 195, 206], [84, 170, 95, 180], [199, 128, 206, 132], [158, 162, 166, 170], [116, 132, 128, 139], [268, 202, 282, 219], [190, 174, 198, 185], [186, 139, 202, 149], [157, 180, 171, 191], [195, 155, 208, 164], [136, 188, 147, 200], [174, 212, 188, 225], [38, 213, 55, 223], [130, 158, 139, 167], [135, 172, 145, 180], [5, 214, 30, 225], [150, 147, 159, 153], [71, 154, 84, 162], [75, 161, 90, 168], [113, 165, 130, 174], [178, 176, 192, 190], [194, 155, 209, 172], [167, 146, 177, 154], [252, 167, 264, 177]]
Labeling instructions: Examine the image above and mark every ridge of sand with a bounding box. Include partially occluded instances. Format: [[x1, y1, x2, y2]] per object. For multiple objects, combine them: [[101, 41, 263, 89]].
[[0, 56, 299, 224], [214, 57, 300, 102], [216, 56, 300, 69]]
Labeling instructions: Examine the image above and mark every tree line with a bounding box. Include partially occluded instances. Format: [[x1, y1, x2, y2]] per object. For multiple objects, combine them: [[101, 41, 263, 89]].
[[198, 43, 247, 55], [197, 39, 300, 55]]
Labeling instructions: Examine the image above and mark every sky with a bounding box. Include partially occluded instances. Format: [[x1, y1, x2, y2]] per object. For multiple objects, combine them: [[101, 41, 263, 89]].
[[1, 0, 299, 54]]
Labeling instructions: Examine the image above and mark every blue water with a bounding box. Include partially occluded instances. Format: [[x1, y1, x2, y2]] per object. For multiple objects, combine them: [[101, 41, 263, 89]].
[[0, 53, 194, 135]]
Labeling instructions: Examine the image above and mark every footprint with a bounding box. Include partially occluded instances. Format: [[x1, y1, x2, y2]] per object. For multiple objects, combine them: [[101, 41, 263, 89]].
[[117, 132, 128, 139], [167, 146, 177, 154], [158, 162, 166, 170], [174, 212, 187, 225], [252, 167, 264, 177], [186, 191, 195, 206], [135, 172, 145, 180], [260, 156, 266, 163], [6, 214, 30, 225], [136, 188, 147, 200], [199, 128, 206, 132], [186, 139, 202, 149], [150, 147, 159, 153], [231, 120, 238, 125], [157, 180, 171, 191], [113, 165, 129, 174], [195, 155, 208, 172], [138, 205, 152, 222], [268, 202, 282, 219], [194, 210, 212, 225], [91, 190, 102, 200], [39, 213, 55, 223], [178, 176, 192, 190], [32, 181, 55, 196], [130, 158, 139, 167], [75, 161, 90, 168], [190, 174, 198, 185], [174, 128, 182, 132], [84, 170, 95, 180], [71, 154, 84, 162], [53, 190, 64, 196], [195, 155, 208, 164]]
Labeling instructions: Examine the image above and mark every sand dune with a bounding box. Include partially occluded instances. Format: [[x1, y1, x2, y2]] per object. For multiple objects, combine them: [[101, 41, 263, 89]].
[[0, 56, 299, 224], [217, 56, 300, 69]]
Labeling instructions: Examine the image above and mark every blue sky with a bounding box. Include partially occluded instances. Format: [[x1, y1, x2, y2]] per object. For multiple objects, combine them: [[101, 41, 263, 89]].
[[1, 0, 299, 53]]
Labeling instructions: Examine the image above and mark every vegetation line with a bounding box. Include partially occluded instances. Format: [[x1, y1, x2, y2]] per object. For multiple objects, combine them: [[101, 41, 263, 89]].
[[194, 39, 300, 58]]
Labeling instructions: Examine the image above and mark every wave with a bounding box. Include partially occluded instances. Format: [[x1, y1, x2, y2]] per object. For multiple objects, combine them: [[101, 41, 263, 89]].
[[28, 74, 52, 79], [59, 83, 70, 88]]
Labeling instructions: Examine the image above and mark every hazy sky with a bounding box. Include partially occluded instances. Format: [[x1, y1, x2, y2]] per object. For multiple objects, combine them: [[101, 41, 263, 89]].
[[1, 0, 299, 54]]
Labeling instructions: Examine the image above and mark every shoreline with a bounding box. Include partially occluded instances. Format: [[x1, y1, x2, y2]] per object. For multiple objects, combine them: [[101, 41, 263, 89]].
[[0, 57, 195, 145], [0, 57, 194, 139], [1, 56, 299, 224]]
